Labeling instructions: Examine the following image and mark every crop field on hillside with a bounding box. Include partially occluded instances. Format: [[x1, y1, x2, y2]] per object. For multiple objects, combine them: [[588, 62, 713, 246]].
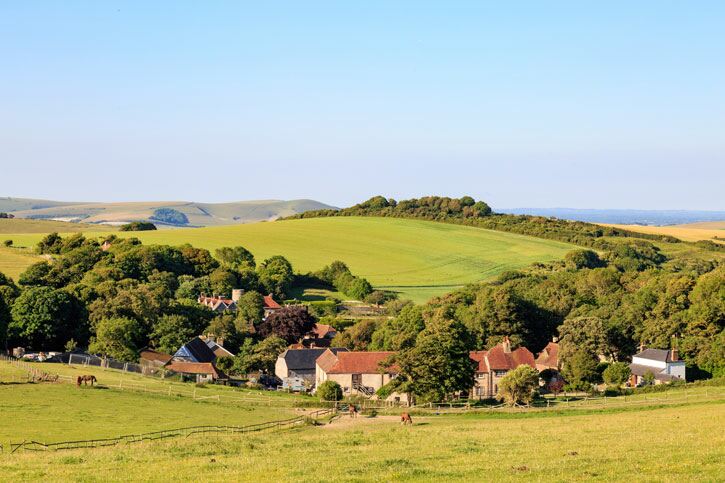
[[604, 222, 725, 244], [0, 218, 109, 234], [0, 217, 576, 302], [1, 375, 722, 482]]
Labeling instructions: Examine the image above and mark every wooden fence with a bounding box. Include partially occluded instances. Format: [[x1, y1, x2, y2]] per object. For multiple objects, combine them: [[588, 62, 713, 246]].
[[8, 408, 335, 453]]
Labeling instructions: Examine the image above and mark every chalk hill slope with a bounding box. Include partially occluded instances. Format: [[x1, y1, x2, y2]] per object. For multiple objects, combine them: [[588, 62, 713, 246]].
[[0, 197, 335, 227]]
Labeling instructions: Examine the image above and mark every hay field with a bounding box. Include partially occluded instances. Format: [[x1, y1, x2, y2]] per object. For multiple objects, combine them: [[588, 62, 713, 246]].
[[604, 222, 725, 244]]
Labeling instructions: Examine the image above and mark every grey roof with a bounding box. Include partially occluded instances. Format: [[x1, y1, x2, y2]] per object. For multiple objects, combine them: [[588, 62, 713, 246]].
[[173, 337, 217, 363], [629, 363, 678, 381], [280, 347, 348, 371], [634, 348, 674, 363]]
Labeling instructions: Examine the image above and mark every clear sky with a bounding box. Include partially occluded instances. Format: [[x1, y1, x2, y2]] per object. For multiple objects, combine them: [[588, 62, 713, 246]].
[[1, 1, 724, 210]]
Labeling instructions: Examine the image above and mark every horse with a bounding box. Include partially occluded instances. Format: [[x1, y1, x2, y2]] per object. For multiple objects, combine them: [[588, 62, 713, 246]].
[[400, 412, 413, 425], [77, 375, 97, 386], [348, 405, 358, 418]]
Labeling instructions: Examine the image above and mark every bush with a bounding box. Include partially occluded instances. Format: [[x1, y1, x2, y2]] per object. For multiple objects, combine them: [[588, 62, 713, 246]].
[[497, 365, 540, 406], [603, 362, 631, 386], [317, 380, 343, 401], [3, 240, 12, 247], [119, 221, 157, 231]]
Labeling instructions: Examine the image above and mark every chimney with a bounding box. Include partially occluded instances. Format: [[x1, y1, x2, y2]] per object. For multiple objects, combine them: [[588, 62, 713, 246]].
[[502, 336, 511, 353], [217, 337, 225, 348], [232, 289, 243, 302], [670, 335, 679, 361], [638, 342, 646, 353]]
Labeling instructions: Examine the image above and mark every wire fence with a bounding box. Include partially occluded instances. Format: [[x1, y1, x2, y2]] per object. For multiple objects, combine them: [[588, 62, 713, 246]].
[[8, 408, 335, 453]]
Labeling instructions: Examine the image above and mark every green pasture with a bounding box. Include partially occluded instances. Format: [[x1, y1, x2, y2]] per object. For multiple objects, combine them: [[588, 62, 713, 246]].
[[1, 390, 722, 481], [0, 217, 577, 302]]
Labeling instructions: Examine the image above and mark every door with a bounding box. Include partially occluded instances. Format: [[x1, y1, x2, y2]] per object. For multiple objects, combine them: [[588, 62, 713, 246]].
[[352, 374, 362, 387]]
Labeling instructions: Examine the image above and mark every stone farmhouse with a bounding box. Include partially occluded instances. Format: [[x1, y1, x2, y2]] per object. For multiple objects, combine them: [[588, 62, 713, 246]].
[[469, 337, 536, 399], [535, 338, 560, 372], [629, 347, 686, 386], [275, 347, 348, 385], [315, 350, 408, 403]]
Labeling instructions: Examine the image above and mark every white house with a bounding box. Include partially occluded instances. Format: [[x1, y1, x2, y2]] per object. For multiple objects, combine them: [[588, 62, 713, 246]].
[[629, 347, 686, 386]]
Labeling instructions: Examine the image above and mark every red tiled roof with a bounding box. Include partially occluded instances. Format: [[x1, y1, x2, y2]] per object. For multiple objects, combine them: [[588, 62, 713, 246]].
[[139, 349, 172, 364], [469, 350, 489, 372], [165, 361, 220, 378], [486, 344, 535, 371], [200, 296, 234, 305], [536, 342, 559, 370], [313, 323, 336, 338], [320, 351, 397, 374], [263, 295, 281, 309]]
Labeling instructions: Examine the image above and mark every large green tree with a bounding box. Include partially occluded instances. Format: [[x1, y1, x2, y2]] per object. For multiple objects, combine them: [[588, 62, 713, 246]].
[[9, 287, 84, 349], [257, 256, 294, 299], [393, 318, 475, 402], [89, 316, 144, 362]]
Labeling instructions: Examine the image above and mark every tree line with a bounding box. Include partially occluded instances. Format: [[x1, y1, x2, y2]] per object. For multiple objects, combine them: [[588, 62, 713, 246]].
[[0, 233, 368, 370], [284, 195, 723, 253]]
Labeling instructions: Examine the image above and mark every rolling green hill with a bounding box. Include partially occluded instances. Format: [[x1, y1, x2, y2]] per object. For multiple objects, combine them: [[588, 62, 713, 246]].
[[1, 197, 335, 227], [0, 217, 576, 301]]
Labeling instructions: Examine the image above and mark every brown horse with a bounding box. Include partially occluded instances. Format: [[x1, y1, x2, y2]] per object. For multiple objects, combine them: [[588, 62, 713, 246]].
[[77, 375, 97, 386], [348, 405, 358, 418], [400, 412, 413, 425]]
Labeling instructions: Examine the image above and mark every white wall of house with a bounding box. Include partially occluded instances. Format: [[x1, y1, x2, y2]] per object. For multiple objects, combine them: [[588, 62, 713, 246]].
[[632, 356, 666, 370], [666, 362, 686, 380], [275, 358, 289, 380]]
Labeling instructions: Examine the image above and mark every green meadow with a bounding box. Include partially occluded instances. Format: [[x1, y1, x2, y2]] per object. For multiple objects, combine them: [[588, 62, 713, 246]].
[[0, 217, 576, 302], [1, 369, 722, 482]]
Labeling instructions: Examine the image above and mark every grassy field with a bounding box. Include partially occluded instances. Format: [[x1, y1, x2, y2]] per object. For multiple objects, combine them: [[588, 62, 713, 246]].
[[0, 218, 109, 234], [0, 217, 576, 302], [0, 374, 722, 481], [604, 222, 725, 244]]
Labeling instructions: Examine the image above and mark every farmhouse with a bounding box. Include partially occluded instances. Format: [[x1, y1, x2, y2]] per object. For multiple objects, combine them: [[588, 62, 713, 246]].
[[275, 347, 348, 385], [535, 338, 560, 371], [172, 336, 218, 363], [315, 350, 407, 403], [629, 347, 686, 386], [470, 337, 536, 399], [197, 289, 282, 316], [202, 336, 235, 359]]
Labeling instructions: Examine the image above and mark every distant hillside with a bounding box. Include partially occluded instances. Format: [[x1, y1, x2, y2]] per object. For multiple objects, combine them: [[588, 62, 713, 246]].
[[0, 218, 109, 234], [499, 207, 725, 226], [1, 198, 336, 227]]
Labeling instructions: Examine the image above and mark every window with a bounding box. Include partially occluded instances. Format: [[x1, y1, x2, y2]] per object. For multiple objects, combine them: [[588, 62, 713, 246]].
[[494, 370, 507, 377]]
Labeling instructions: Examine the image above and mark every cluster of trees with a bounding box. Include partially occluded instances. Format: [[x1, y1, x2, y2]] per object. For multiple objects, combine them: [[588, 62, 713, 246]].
[[326, 239, 723, 402], [0, 233, 309, 364], [315, 261, 373, 301], [119, 221, 157, 231], [150, 208, 189, 226], [287, 195, 492, 221], [284, 196, 722, 254]]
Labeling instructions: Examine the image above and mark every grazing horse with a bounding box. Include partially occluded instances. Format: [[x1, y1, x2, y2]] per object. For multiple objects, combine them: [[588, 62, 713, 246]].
[[348, 405, 358, 418], [77, 375, 97, 386], [400, 412, 413, 425]]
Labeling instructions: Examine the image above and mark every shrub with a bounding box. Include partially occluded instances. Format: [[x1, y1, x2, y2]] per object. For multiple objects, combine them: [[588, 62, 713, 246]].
[[119, 221, 157, 231], [603, 362, 631, 386], [497, 365, 540, 406], [317, 380, 343, 401], [3, 240, 12, 247]]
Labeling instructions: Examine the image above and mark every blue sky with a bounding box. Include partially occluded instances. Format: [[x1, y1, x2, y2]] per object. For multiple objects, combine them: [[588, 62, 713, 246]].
[[1, 1, 723, 209]]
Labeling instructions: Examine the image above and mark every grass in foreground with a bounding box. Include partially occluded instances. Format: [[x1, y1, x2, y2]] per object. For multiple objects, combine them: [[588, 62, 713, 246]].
[[1, 217, 576, 302], [1, 399, 722, 482]]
